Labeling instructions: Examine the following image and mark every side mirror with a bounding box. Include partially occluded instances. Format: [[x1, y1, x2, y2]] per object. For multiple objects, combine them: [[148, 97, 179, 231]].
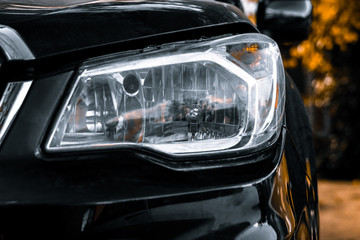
[[256, 0, 312, 43]]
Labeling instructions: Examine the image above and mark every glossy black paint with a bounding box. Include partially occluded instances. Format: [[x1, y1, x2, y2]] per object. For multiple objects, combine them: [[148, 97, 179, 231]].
[[0, 0, 252, 58], [0, 72, 318, 239], [0, 0, 318, 239]]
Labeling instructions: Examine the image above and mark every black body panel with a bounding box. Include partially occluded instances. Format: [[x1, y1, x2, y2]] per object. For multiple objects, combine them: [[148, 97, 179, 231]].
[[0, 0, 252, 58], [0, 0, 318, 239]]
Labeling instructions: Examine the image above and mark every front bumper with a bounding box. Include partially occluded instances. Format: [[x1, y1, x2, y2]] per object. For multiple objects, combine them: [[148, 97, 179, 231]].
[[0, 150, 317, 240], [0, 65, 317, 240]]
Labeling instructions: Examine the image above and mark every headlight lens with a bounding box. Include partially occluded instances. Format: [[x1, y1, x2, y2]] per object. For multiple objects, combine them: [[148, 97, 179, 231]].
[[46, 33, 285, 156]]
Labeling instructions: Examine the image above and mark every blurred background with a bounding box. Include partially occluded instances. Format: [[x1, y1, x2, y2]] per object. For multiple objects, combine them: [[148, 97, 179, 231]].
[[240, 0, 360, 239]]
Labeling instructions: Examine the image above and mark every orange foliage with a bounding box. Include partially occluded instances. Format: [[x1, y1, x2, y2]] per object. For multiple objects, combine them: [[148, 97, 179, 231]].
[[291, 0, 360, 70], [285, 0, 360, 106], [247, 14, 257, 25]]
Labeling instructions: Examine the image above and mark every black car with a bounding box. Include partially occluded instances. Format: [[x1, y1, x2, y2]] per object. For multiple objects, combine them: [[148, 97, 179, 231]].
[[0, 0, 318, 239]]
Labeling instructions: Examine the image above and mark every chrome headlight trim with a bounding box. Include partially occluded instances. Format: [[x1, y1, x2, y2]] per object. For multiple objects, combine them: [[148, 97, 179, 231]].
[[45, 33, 285, 157], [0, 25, 34, 147], [0, 81, 33, 146], [0, 25, 34, 61]]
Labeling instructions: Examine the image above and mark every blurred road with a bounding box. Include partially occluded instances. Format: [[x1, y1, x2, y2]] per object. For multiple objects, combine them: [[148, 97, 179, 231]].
[[319, 180, 360, 240]]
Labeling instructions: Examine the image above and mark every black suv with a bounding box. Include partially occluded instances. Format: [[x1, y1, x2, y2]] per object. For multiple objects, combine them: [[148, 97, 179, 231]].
[[0, 0, 318, 239]]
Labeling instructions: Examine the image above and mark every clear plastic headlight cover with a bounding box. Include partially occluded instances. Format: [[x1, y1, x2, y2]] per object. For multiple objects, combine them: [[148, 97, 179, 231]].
[[46, 33, 285, 156]]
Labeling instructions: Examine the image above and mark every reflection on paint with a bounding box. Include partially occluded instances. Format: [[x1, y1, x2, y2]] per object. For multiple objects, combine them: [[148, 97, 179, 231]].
[[269, 153, 296, 238]]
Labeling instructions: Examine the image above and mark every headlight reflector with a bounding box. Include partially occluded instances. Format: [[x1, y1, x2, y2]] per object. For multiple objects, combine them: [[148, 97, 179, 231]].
[[46, 33, 285, 156]]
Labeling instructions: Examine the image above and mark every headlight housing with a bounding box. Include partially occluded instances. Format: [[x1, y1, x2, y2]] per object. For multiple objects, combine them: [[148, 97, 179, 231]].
[[45, 33, 285, 157]]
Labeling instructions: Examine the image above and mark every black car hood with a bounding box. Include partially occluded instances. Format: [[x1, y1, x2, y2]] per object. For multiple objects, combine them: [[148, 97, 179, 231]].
[[0, 0, 253, 58]]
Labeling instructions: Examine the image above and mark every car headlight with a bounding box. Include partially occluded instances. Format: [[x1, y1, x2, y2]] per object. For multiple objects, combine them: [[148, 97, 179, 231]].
[[45, 33, 285, 156]]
